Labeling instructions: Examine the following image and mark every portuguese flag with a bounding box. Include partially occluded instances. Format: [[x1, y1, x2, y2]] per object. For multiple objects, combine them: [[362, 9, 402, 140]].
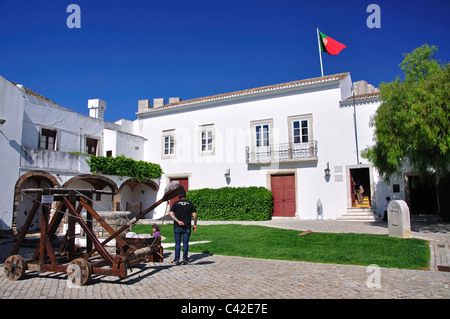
[[319, 30, 346, 56]]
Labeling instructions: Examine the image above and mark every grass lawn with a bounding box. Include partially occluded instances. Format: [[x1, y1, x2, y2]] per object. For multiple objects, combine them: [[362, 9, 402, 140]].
[[132, 224, 430, 270]]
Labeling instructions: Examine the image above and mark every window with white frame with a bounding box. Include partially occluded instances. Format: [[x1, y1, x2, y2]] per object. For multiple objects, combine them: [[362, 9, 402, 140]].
[[199, 124, 214, 155], [256, 124, 270, 147], [162, 130, 176, 159], [164, 135, 175, 155], [248, 119, 273, 163], [288, 114, 313, 144], [250, 119, 273, 148]]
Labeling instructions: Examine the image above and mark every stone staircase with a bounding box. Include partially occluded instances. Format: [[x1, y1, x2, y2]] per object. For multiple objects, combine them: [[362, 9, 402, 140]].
[[354, 196, 371, 208], [337, 196, 378, 222]]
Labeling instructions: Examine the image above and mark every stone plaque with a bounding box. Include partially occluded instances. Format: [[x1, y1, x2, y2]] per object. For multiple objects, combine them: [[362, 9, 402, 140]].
[[387, 200, 411, 238], [334, 166, 343, 173]]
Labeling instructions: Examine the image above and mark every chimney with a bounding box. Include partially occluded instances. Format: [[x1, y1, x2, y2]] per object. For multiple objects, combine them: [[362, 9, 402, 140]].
[[88, 98, 106, 120], [138, 99, 152, 113], [153, 98, 165, 108], [169, 97, 181, 104]]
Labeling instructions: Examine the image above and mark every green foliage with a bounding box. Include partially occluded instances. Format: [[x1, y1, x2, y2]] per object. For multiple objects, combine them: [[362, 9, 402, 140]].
[[86, 155, 163, 180], [363, 44, 450, 181], [186, 187, 273, 221]]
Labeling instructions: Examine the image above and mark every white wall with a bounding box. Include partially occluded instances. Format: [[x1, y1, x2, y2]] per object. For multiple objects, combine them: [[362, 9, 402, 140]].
[[0, 76, 25, 229], [115, 131, 146, 160], [22, 102, 103, 153]]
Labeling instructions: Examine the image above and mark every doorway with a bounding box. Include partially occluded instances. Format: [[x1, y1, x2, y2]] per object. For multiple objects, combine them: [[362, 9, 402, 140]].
[[271, 174, 296, 217], [406, 174, 438, 215], [349, 168, 371, 208]]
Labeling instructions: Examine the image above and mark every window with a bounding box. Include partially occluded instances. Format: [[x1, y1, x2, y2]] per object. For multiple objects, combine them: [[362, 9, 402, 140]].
[[293, 120, 309, 143], [164, 135, 175, 156], [250, 119, 273, 149], [162, 130, 176, 159], [39, 128, 57, 150], [256, 124, 270, 147], [248, 119, 273, 163], [201, 129, 213, 152], [85, 138, 98, 155], [199, 124, 215, 156], [288, 114, 313, 144]]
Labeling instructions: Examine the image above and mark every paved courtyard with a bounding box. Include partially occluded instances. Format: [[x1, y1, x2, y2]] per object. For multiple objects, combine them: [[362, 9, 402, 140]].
[[1, 220, 449, 300]]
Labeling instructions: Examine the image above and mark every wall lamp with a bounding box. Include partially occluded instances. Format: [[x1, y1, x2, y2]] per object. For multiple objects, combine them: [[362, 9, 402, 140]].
[[224, 168, 231, 179], [0, 119, 5, 125], [324, 162, 331, 178]]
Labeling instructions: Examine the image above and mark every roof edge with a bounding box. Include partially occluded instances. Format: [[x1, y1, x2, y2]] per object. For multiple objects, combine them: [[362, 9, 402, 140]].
[[137, 72, 350, 116], [339, 92, 381, 107]]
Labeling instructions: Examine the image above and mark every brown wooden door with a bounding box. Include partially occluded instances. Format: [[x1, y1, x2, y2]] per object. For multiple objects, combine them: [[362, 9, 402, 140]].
[[271, 175, 296, 217], [169, 178, 189, 208]]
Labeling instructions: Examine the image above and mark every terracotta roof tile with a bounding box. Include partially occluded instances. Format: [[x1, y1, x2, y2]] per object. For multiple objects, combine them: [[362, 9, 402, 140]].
[[10, 81, 72, 112], [343, 92, 380, 102]]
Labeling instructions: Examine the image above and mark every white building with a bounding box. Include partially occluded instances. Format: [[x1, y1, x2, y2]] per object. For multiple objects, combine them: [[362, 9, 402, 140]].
[[0, 75, 157, 232], [0, 72, 407, 232], [136, 72, 404, 220]]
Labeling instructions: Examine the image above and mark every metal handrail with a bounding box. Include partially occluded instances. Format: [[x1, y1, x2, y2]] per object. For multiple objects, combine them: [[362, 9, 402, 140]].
[[246, 141, 318, 163]]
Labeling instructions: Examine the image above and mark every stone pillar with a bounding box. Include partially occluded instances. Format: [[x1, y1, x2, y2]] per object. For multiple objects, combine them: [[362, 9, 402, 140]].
[[388, 200, 412, 238]]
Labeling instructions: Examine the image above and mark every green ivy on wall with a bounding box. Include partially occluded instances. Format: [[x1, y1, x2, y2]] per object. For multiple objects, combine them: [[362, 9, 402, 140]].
[[86, 155, 163, 180]]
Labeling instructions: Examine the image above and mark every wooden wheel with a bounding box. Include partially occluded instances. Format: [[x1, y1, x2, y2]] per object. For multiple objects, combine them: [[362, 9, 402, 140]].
[[67, 258, 92, 286], [4, 255, 27, 281]]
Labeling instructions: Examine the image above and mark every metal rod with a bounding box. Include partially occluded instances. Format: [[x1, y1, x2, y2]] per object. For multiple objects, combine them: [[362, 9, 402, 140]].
[[317, 28, 324, 77], [353, 91, 360, 164]]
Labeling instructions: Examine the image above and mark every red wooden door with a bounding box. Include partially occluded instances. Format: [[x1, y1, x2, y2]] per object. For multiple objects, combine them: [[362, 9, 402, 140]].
[[169, 178, 189, 208], [271, 175, 296, 217]]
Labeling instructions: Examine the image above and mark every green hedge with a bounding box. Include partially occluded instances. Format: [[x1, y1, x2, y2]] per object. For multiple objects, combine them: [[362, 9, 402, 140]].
[[86, 155, 163, 180], [186, 187, 273, 221]]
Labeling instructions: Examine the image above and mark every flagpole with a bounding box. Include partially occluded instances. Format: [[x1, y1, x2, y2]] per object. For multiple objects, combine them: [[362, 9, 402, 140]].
[[317, 28, 324, 77], [352, 88, 360, 165]]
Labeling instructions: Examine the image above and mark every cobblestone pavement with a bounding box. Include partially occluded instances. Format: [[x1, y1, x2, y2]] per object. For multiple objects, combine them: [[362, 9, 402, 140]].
[[1, 220, 449, 300]]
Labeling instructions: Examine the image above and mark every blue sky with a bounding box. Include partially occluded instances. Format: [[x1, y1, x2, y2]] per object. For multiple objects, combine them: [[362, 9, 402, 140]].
[[1, 0, 449, 122]]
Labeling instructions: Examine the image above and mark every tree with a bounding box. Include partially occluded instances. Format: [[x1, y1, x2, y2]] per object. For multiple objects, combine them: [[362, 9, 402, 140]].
[[362, 44, 450, 218], [363, 44, 449, 180]]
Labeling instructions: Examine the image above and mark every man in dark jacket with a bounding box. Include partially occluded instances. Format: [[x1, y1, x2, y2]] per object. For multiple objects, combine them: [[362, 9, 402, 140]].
[[169, 189, 197, 265]]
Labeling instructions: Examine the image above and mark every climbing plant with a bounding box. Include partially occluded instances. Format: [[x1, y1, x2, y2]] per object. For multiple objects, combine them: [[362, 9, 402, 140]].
[[86, 155, 163, 180]]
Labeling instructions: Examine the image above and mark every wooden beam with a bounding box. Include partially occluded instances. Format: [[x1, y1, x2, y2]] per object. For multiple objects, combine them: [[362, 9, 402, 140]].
[[79, 198, 130, 251], [62, 196, 114, 265]]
